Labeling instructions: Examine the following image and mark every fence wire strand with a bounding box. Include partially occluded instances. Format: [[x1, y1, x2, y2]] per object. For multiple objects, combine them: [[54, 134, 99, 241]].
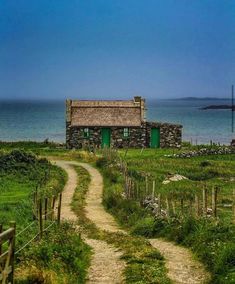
[[15, 233, 39, 255], [16, 220, 37, 237], [15, 221, 56, 255]]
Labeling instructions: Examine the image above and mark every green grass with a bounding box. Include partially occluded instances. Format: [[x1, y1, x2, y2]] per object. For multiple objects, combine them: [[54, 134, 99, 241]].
[[0, 141, 97, 161], [72, 165, 171, 284], [119, 148, 235, 220], [0, 150, 66, 229], [0, 149, 91, 284], [15, 222, 91, 284], [97, 149, 235, 283], [1, 142, 234, 283]]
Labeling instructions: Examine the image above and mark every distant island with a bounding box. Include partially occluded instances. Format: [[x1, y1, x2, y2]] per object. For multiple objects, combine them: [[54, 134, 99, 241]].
[[200, 105, 235, 110]]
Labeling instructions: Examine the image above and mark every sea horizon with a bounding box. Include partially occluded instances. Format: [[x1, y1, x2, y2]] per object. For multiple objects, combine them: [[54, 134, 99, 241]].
[[0, 98, 233, 145]]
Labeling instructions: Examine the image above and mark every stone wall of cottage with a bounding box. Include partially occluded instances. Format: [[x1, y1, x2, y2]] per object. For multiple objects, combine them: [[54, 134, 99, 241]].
[[146, 122, 182, 148], [66, 124, 146, 149], [66, 121, 182, 149], [66, 124, 101, 149], [111, 126, 146, 148]]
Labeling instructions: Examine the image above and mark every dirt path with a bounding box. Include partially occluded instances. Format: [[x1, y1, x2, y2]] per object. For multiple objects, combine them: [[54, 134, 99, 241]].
[[54, 160, 125, 284], [68, 161, 125, 233], [54, 159, 210, 284], [149, 239, 210, 284]]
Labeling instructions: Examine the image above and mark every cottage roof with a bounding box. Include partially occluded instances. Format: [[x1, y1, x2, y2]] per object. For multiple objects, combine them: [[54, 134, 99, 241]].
[[67, 97, 145, 127]]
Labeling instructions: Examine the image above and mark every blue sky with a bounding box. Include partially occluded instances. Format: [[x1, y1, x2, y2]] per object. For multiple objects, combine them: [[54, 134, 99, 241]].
[[0, 0, 234, 100]]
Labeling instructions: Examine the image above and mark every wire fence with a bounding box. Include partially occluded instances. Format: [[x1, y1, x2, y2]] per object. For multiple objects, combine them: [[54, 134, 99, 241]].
[[102, 147, 235, 221], [0, 165, 63, 284]]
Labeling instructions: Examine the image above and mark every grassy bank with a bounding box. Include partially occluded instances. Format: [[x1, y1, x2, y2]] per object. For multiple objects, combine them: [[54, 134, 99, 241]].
[[0, 150, 66, 228], [0, 149, 91, 284], [97, 149, 235, 284], [0, 141, 96, 162], [16, 222, 91, 284]]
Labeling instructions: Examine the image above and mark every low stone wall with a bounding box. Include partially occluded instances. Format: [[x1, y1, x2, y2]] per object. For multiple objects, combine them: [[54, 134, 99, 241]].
[[66, 121, 182, 149], [165, 147, 235, 158]]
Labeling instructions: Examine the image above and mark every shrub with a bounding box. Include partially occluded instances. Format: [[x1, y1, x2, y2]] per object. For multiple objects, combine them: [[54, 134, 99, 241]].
[[132, 217, 156, 237], [215, 243, 235, 275], [200, 160, 212, 167], [96, 157, 108, 168]]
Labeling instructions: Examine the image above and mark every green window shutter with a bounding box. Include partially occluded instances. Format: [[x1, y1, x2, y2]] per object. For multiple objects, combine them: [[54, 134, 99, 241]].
[[123, 128, 130, 138], [83, 128, 90, 138]]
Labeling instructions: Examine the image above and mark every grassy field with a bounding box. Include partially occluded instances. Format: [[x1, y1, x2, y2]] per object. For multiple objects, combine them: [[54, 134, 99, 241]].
[[118, 148, 235, 220], [0, 149, 91, 284], [97, 147, 235, 284], [0, 142, 234, 283]]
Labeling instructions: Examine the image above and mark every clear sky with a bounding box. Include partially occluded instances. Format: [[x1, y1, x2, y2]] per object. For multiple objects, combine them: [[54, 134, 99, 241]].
[[0, 0, 234, 100]]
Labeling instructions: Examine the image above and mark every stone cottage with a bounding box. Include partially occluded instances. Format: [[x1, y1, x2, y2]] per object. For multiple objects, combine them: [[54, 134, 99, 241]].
[[66, 96, 182, 149]]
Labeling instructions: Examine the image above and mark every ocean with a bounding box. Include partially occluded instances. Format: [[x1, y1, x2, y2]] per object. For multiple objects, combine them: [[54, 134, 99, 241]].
[[0, 99, 233, 145]]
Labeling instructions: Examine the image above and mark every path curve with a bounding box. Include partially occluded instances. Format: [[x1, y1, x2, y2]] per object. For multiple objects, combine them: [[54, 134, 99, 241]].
[[53, 160, 125, 284], [149, 239, 210, 284], [54, 159, 210, 284], [67, 161, 125, 233]]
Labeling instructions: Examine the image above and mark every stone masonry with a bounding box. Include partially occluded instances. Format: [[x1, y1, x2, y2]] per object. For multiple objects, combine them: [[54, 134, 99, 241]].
[[66, 97, 182, 149], [66, 122, 182, 149]]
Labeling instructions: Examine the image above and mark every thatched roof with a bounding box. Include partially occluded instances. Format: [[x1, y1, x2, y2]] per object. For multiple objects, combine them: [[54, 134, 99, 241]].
[[67, 97, 145, 127]]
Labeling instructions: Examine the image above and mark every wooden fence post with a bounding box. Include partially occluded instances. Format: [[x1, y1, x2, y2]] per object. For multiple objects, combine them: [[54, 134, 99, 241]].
[[145, 176, 148, 196], [166, 197, 170, 217], [195, 194, 200, 217], [57, 193, 62, 226], [212, 187, 218, 217], [233, 189, 235, 222], [202, 187, 207, 217], [33, 187, 38, 219], [39, 199, 43, 239], [152, 180, 155, 201], [44, 198, 48, 221], [158, 194, 161, 216], [0, 224, 2, 258], [136, 182, 139, 200], [9, 221, 16, 284], [171, 201, 176, 215], [52, 196, 56, 220], [140, 147, 144, 155], [180, 198, 184, 214]]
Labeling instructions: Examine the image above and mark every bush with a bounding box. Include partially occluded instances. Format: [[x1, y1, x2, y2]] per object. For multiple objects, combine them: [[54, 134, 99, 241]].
[[200, 160, 212, 167], [132, 217, 156, 237], [215, 243, 235, 275], [96, 157, 108, 168], [103, 168, 119, 183]]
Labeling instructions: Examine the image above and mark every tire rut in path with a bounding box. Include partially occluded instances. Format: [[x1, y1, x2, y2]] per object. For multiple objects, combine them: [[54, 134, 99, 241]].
[[53, 160, 125, 284], [54, 159, 210, 284], [149, 239, 210, 284]]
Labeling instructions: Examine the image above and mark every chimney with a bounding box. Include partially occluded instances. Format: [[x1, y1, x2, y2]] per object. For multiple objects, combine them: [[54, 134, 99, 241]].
[[133, 96, 146, 122], [66, 99, 72, 123]]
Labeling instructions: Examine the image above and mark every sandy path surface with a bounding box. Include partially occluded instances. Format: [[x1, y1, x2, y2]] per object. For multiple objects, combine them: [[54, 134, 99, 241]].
[[54, 159, 209, 284], [54, 160, 125, 284], [69, 161, 125, 233], [150, 239, 210, 284]]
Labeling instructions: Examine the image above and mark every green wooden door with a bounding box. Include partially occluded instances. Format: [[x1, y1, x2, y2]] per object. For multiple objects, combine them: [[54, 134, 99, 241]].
[[150, 128, 160, 148], [101, 128, 111, 148]]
